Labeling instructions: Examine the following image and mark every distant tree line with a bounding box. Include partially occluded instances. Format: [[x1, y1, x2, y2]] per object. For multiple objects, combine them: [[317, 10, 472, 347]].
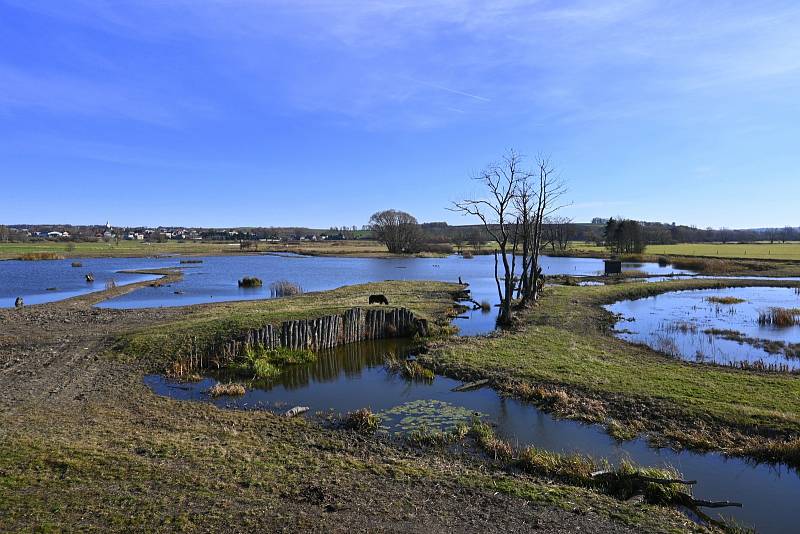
[[2, 220, 797, 247]]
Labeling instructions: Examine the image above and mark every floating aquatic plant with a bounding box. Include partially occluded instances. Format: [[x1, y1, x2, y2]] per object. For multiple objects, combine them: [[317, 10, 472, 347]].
[[377, 399, 485, 435]]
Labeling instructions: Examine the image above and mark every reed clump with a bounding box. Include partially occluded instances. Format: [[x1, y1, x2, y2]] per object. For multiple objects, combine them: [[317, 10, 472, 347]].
[[705, 296, 746, 305], [238, 277, 263, 288], [479, 300, 491, 312], [19, 252, 64, 261], [71, 261, 83, 267], [461, 250, 474, 259], [207, 382, 246, 397], [741, 438, 800, 465], [269, 280, 302, 297], [671, 257, 732, 274], [385, 354, 434, 381], [469, 421, 689, 506], [758, 307, 800, 327], [229, 344, 316, 379]]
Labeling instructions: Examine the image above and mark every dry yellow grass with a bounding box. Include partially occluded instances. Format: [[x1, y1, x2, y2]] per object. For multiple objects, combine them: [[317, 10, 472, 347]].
[[207, 382, 246, 397]]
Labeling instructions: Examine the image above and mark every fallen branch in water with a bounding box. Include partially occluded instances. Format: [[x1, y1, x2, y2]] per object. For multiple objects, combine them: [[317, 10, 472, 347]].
[[691, 499, 742, 509], [590, 470, 696, 485], [452, 379, 490, 392]]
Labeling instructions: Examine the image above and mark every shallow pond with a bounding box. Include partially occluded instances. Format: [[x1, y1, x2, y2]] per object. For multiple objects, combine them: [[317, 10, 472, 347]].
[[0, 257, 161, 307], [606, 287, 800, 370], [2, 253, 687, 336], [146, 338, 800, 533]]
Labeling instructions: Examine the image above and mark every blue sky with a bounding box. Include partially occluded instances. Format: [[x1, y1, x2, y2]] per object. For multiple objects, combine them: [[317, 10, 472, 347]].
[[1, 1, 798, 229]]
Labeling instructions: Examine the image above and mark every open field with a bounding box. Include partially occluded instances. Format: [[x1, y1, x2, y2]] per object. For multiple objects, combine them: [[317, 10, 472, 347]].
[[0, 239, 456, 260], [570, 241, 800, 261], [0, 280, 700, 533], [0, 240, 245, 259], [426, 278, 800, 464]]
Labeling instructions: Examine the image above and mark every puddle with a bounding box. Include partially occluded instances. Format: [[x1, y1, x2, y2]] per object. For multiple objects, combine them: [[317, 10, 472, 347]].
[[606, 286, 800, 370]]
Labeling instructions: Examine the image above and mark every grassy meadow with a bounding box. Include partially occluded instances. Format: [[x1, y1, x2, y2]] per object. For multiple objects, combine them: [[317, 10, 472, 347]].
[[0, 239, 452, 260], [569, 241, 800, 261]]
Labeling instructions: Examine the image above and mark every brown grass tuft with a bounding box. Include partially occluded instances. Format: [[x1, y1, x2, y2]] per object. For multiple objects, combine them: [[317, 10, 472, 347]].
[[758, 307, 800, 327], [207, 382, 246, 397], [705, 296, 746, 305], [19, 252, 65, 261], [343, 408, 380, 433]]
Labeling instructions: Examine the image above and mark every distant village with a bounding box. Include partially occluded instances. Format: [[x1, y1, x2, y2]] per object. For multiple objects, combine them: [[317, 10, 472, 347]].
[[0, 223, 367, 243]]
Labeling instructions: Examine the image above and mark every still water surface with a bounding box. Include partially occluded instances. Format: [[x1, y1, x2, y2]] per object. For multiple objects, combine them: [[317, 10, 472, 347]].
[[0, 257, 161, 308], [607, 286, 800, 369]]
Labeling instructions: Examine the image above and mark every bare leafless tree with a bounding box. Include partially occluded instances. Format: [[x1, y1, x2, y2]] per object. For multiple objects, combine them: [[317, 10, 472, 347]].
[[543, 216, 574, 252], [518, 156, 568, 305], [451, 150, 527, 324]]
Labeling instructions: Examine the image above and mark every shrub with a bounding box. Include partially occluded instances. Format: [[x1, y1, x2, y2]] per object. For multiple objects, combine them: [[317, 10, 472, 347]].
[[269, 280, 302, 297], [479, 300, 491, 312], [461, 250, 474, 259], [238, 277, 263, 288], [207, 382, 246, 397], [657, 256, 670, 267]]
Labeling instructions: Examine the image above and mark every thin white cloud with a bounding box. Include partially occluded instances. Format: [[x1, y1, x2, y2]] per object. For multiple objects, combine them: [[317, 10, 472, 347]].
[[4, 0, 800, 128], [405, 77, 490, 102]]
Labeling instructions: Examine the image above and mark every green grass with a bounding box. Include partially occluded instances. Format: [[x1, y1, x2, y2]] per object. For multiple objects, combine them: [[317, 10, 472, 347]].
[[117, 281, 461, 367], [570, 241, 800, 261], [0, 239, 449, 260], [0, 240, 250, 259], [0, 399, 697, 533], [427, 278, 800, 445]]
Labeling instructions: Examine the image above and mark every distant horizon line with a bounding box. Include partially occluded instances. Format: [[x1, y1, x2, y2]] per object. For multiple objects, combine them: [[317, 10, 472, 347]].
[[3, 221, 798, 233]]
